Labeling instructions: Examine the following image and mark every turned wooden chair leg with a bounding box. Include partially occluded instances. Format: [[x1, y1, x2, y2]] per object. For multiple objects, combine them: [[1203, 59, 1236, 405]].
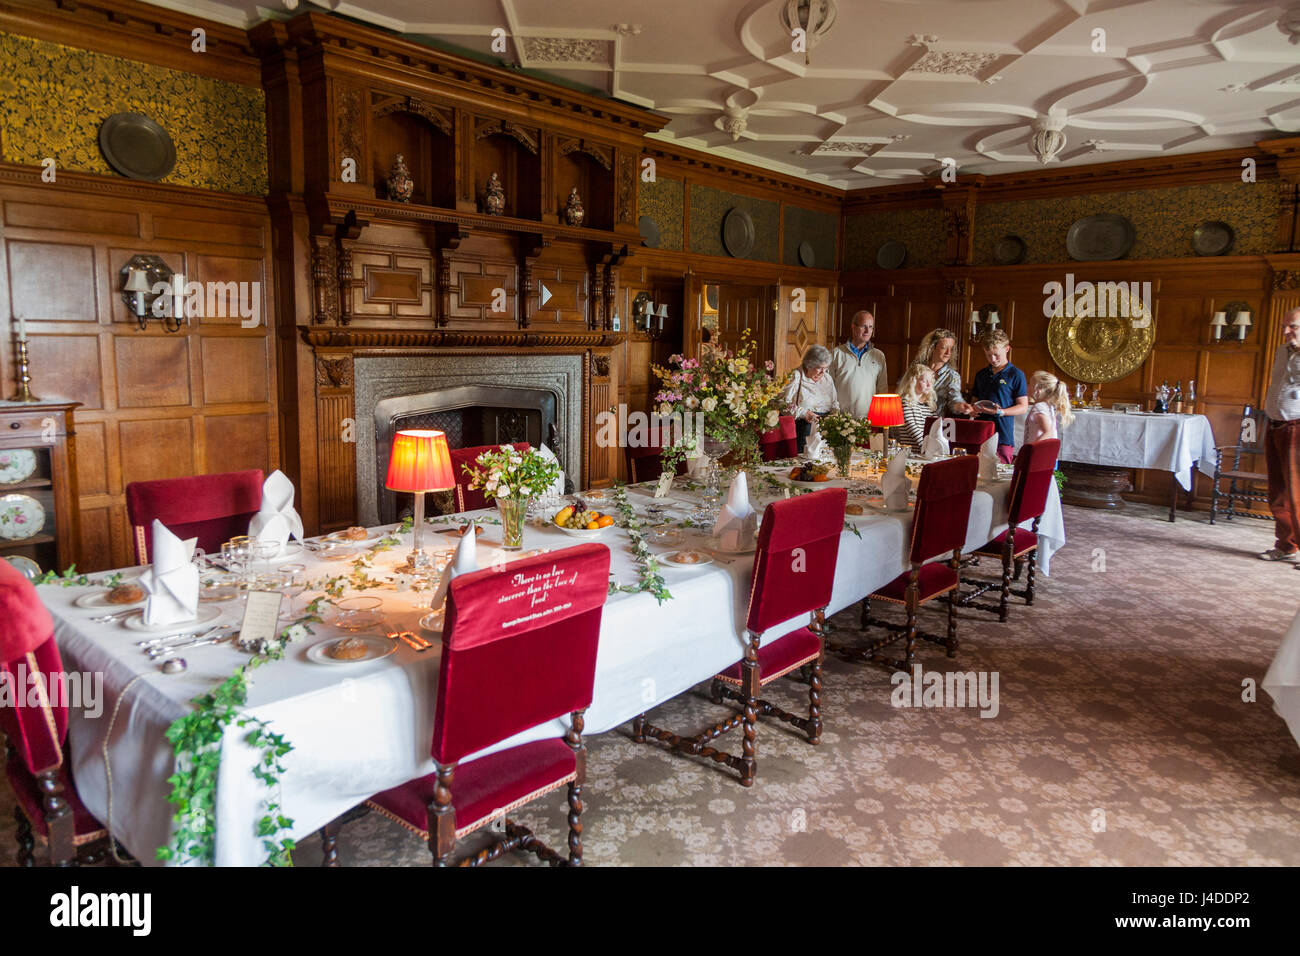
[[998, 552, 1012, 622], [947, 584, 959, 657], [631, 713, 646, 743], [902, 605, 918, 668], [319, 821, 341, 867], [1025, 548, 1038, 605], [739, 695, 758, 788], [1012, 558, 1024, 581], [859, 596, 871, 629], [566, 781, 583, 866], [709, 678, 725, 704], [807, 658, 823, 745], [15, 807, 34, 868]]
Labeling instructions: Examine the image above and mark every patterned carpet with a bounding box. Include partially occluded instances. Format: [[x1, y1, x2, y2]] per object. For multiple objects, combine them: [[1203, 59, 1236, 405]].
[[4, 503, 1299, 866]]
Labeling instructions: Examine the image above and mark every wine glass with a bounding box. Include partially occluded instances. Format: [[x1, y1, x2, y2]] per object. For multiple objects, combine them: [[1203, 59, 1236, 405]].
[[278, 563, 306, 620], [252, 540, 280, 575], [227, 536, 253, 586]]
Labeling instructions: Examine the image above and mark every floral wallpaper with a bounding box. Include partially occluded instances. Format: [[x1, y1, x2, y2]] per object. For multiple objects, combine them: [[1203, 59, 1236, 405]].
[[0, 33, 267, 196], [972, 181, 1279, 265], [782, 204, 838, 269], [688, 184, 780, 262], [637, 175, 684, 251], [843, 206, 944, 270]]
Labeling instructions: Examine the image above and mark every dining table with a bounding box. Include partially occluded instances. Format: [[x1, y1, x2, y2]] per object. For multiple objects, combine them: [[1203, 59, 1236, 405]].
[[43, 457, 1065, 866], [1013, 407, 1217, 521], [1264, 604, 1300, 753]]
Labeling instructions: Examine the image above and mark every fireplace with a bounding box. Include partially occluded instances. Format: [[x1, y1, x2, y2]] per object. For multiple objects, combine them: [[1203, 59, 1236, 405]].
[[351, 352, 584, 527]]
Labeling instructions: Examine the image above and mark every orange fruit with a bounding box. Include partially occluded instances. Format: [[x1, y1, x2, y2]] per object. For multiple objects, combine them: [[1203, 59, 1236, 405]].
[[586, 520, 601, 530], [597, 515, 614, 528], [813, 474, 830, 482], [788, 467, 802, 479]]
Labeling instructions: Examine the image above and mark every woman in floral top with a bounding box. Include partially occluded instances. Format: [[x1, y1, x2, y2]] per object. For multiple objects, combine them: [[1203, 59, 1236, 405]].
[[911, 328, 973, 417]]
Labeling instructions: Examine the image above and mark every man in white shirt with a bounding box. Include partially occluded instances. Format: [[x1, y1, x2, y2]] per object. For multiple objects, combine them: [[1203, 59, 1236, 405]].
[[1260, 308, 1300, 564], [830, 310, 888, 418]]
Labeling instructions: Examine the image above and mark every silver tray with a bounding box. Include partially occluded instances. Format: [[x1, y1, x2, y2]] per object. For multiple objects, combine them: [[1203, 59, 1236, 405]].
[[876, 240, 907, 269], [721, 208, 755, 258], [98, 113, 176, 182], [797, 241, 816, 268], [1192, 220, 1234, 257], [1066, 214, 1135, 261]]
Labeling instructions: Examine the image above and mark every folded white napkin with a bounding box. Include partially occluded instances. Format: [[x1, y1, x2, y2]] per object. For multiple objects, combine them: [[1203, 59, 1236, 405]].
[[141, 520, 199, 626], [429, 525, 479, 610], [536, 443, 566, 496], [805, 423, 828, 460], [712, 471, 757, 551], [882, 448, 910, 511], [247, 470, 304, 557], [978, 433, 999, 480], [921, 417, 950, 459]]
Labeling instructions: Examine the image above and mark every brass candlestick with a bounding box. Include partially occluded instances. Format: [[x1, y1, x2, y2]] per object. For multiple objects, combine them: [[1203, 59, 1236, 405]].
[[8, 338, 40, 403]]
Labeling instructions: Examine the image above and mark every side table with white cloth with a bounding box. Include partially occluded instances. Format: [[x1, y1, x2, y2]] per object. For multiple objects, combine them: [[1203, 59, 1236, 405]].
[[1264, 605, 1300, 753], [1014, 409, 1217, 521], [44, 465, 1064, 866]]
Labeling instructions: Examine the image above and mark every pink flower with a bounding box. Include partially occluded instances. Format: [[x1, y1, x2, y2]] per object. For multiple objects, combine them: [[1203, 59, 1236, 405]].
[[764, 360, 775, 371]]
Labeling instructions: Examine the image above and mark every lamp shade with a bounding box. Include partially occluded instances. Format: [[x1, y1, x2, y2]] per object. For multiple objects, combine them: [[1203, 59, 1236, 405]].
[[123, 269, 151, 293], [1209, 311, 1227, 327], [386, 429, 455, 492], [868, 393, 904, 428], [1232, 312, 1252, 327]]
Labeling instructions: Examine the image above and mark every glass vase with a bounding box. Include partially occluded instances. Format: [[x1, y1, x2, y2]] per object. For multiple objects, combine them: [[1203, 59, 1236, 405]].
[[832, 442, 853, 478], [497, 496, 529, 551]]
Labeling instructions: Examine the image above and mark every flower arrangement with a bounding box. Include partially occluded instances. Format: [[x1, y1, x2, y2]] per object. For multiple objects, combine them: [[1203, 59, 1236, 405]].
[[651, 330, 788, 471], [818, 411, 873, 450], [462, 445, 560, 500]]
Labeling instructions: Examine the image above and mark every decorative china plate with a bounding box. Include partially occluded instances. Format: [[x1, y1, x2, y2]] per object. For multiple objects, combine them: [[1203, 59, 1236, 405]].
[[876, 240, 907, 269], [0, 449, 36, 485], [0, 493, 45, 540], [797, 241, 816, 268], [3, 555, 42, 580], [74, 589, 146, 610], [306, 637, 396, 666], [721, 208, 755, 258]]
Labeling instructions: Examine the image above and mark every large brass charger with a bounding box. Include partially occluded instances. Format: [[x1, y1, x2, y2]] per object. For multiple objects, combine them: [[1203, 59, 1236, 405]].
[[1047, 285, 1154, 384]]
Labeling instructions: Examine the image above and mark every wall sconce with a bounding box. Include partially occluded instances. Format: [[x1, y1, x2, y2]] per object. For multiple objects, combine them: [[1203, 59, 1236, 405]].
[[970, 304, 1000, 339], [120, 255, 185, 332], [1212, 302, 1251, 344], [1209, 311, 1227, 341], [1233, 311, 1252, 342]]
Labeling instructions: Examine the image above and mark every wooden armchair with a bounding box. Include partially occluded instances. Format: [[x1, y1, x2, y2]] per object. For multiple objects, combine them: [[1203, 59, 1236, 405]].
[[1210, 406, 1270, 524]]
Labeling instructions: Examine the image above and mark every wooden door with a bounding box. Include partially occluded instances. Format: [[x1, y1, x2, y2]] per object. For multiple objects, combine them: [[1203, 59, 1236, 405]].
[[775, 284, 831, 377], [715, 283, 773, 365]]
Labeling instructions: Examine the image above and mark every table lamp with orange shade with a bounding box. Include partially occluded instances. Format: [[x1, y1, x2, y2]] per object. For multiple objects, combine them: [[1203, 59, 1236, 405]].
[[868, 393, 904, 456], [386, 429, 455, 572]]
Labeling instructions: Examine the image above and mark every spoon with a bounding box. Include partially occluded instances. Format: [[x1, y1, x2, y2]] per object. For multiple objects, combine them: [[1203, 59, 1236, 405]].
[[160, 657, 187, 674]]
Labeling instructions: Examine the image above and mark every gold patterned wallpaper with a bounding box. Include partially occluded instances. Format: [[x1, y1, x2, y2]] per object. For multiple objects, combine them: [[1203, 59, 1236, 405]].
[[688, 183, 780, 262], [782, 205, 838, 269], [971, 181, 1279, 265], [0, 33, 267, 195], [637, 175, 684, 251], [843, 207, 944, 270]]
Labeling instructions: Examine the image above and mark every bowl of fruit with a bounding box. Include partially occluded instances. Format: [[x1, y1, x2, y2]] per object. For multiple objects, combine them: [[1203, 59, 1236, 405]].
[[786, 460, 833, 486], [552, 499, 616, 537]]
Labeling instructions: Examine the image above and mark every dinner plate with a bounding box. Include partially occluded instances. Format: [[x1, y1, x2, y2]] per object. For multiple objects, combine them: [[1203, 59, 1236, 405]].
[[3, 555, 41, 580], [0, 493, 45, 540], [661, 550, 714, 568], [323, 531, 383, 547], [306, 636, 397, 666], [0, 449, 37, 485], [317, 544, 364, 561], [74, 589, 146, 610], [556, 524, 612, 539], [419, 607, 445, 632], [121, 604, 222, 633]]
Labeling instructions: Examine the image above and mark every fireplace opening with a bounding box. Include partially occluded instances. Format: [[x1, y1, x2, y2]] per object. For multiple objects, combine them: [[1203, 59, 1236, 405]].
[[374, 384, 566, 523]]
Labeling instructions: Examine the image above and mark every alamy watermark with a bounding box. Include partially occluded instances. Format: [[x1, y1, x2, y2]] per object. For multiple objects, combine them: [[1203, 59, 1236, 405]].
[[1043, 273, 1151, 328], [145, 280, 262, 328], [593, 405, 706, 450], [890, 665, 1000, 718], [1, 665, 103, 719]]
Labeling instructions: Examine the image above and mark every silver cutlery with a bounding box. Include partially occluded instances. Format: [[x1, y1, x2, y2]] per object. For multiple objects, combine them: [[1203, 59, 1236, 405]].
[[88, 608, 140, 623], [147, 633, 233, 659], [136, 624, 229, 648]]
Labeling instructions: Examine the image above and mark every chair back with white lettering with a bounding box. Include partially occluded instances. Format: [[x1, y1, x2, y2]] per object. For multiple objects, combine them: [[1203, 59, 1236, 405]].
[[0, 559, 66, 775], [449, 443, 531, 513], [1007, 438, 1060, 526], [908, 455, 979, 565], [432, 543, 611, 765], [746, 488, 847, 633]]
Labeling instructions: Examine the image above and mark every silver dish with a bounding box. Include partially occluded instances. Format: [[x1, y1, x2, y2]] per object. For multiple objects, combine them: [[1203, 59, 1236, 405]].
[[1066, 214, 1135, 261], [721, 207, 755, 258], [876, 240, 907, 269], [98, 113, 177, 182], [797, 241, 816, 268], [993, 235, 1026, 265], [1192, 220, 1234, 257]]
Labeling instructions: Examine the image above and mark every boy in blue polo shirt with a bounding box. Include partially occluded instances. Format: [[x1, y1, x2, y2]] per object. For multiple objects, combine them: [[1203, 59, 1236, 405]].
[[970, 330, 1028, 463]]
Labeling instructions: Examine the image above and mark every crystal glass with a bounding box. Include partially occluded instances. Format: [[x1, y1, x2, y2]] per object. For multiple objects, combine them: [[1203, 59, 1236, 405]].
[[692, 438, 731, 524], [334, 596, 384, 631], [252, 539, 280, 575], [279, 563, 306, 620], [497, 496, 529, 551], [227, 535, 253, 586]]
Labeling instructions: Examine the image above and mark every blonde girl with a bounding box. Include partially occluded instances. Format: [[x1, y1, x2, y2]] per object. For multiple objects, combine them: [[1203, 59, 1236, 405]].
[[897, 362, 937, 449], [1023, 370, 1074, 445]]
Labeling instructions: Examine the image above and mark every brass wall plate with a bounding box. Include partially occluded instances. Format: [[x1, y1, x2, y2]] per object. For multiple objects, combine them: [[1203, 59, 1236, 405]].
[[1047, 285, 1154, 384]]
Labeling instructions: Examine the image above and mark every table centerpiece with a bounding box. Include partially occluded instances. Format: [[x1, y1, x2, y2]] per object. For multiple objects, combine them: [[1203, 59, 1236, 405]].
[[817, 410, 874, 477], [462, 445, 561, 550]]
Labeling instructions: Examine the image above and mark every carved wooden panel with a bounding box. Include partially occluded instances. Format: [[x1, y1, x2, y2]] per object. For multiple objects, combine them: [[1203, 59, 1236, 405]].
[[201, 337, 270, 404], [350, 250, 435, 318], [448, 256, 518, 325], [530, 265, 588, 328], [203, 413, 270, 474], [193, 255, 267, 326], [317, 393, 357, 529]]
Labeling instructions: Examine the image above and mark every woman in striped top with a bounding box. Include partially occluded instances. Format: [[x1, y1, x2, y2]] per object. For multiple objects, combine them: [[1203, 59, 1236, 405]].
[[897, 362, 937, 449], [911, 328, 974, 417]]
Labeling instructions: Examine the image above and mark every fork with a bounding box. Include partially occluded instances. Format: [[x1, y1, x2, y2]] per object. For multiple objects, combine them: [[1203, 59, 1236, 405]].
[[88, 608, 140, 623]]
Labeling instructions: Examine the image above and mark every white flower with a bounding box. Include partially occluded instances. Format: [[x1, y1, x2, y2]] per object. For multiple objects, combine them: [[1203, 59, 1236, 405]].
[[766, 409, 779, 427], [685, 396, 699, 409], [283, 624, 308, 642], [498, 483, 511, 497], [659, 402, 674, 417], [519, 485, 531, 496], [702, 397, 717, 412]]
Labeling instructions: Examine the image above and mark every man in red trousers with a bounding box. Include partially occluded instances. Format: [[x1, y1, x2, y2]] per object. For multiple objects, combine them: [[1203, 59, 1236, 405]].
[[1261, 308, 1300, 564]]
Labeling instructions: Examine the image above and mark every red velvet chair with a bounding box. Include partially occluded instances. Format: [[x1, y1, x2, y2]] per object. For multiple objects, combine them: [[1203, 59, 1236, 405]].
[[125, 469, 264, 564], [759, 414, 799, 461], [632, 488, 847, 788], [962, 438, 1060, 620], [322, 544, 611, 867], [0, 561, 117, 866], [624, 428, 688, 484], [449, 443, 530, 513], [922, 416, 996, 455], [831, 455, 979, 669]]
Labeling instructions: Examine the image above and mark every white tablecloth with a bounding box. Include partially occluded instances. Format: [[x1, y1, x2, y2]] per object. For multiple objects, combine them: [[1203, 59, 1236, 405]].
[[1264, 606, 1300, 752], [46, 470, 1064, 866], [1014, 409, 1217, 491]]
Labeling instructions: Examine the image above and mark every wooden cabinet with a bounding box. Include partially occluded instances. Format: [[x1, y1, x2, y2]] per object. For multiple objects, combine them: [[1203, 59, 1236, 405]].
[[0, 401, 80, 575]]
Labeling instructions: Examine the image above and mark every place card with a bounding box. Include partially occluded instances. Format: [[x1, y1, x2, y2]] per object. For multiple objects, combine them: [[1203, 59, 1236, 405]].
[[654, 472, 674, 498], [239, 591, 283, 647]]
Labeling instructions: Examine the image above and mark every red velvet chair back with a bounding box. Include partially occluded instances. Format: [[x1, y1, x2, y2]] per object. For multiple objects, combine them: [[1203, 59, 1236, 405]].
[[908, 456, 979, 565], [0, 560, 66, 775], [450, 443, 531, 513], [624, 428, 689, 484], [922, 416, 996, 454], [1007, 438, 1060, 525], [746, 488, 847, 633], [759, 415, 798, 462], [125, 469, 264, 563], [433, 543, 611, 765]]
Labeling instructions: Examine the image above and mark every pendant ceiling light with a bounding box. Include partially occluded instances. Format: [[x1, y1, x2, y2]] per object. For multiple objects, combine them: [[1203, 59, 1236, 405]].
[[780, 0, 838, 65], [1030, 112, 1068, 164]]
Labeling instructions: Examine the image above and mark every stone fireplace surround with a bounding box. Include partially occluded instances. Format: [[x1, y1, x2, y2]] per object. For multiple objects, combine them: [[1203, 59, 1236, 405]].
[[352, 352, 583, 527]]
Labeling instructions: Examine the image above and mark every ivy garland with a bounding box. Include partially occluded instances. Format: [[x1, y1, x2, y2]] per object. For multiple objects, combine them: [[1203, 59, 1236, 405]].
[[608, 483, 672, 604]]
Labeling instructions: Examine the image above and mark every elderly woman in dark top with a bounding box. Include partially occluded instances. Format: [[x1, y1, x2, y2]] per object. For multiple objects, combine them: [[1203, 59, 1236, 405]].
[[912, 328, 973, 417]]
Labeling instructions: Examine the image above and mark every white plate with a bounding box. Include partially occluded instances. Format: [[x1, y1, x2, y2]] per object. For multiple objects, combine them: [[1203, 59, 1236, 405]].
[[0, 493, 45, 540], [121, 604, 222, 633], [660, 550, 715, 568], [74, 589, 146, 610], [306, 636, 397, 665], [3, 555, 42, 580], [263, 541, 307, 561], [0, 449, 37, 485], [323, 531, 384, 547], [556, 524, 613, 538], [419, 607, 445, 632]]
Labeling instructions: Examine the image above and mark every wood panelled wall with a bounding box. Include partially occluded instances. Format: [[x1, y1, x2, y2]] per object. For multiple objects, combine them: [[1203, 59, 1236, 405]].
[[0, 167, 278, 570]]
